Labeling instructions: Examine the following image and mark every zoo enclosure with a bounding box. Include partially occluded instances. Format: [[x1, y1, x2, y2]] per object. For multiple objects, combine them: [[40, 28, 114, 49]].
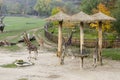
[[44, 24, 120, 48]]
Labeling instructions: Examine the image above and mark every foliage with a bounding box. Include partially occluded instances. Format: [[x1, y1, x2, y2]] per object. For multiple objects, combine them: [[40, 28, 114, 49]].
[[51, 7, 61, 15], [64, 2, 79, 15], [63, 22, 75, 28], [112, 0, 120, 35], [50, 0, 65, 9], [80, 0, 101, 14], [51, 7, 61, 26], [2, 0, 36, 15], [34, 0, 51, 16], [90, 3, 112, 32], [80, 0, 115, 14], [1, 0, 81, 16], [0, 0, 3, 15], [34, 0, 80, 16]]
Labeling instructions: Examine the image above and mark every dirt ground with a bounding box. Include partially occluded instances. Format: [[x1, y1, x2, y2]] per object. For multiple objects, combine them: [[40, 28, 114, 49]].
[[0, 48, 120, 80]]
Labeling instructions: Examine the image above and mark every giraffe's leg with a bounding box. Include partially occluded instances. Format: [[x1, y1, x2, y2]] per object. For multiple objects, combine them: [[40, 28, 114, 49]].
[[28, 50, 31, 61], [60, 50, 65, 65], [92, 57, 97, 68], [34, 49, 38, 60]]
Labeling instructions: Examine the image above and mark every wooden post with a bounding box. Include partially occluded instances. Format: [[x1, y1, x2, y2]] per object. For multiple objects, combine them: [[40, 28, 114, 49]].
[[98, 21, 103, 65], [80, 57, 84, 69], [57, 20, 63, 57], [80, 22, 84, 69], [80, 22, 84, 54]]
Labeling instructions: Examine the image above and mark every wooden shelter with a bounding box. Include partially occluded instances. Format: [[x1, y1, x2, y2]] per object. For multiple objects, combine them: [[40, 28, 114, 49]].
[[70, 11, 94, 68], [71, 11, 93, 54], [46, 11, 70, 57], [91, 12, 116, 65]]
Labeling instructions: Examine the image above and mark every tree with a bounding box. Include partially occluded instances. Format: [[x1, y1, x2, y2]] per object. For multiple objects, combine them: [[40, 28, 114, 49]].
[[64, 2, 79, 15], [0, 0, 3, 16], [34, 0, 51, 16], [90, 3, 111, 32], [50, 0, 64, 9], [112, 0, 120, 36], [5, 2, 22, 14], [1, 0, 36, 15], [51, 7, 61, 15], [80, 0, 113, 14], [80, 0, 101, 14]]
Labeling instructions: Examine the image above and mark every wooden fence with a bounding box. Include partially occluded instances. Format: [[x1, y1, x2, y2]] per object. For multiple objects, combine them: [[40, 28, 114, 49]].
[[44, 25, 120, 48]]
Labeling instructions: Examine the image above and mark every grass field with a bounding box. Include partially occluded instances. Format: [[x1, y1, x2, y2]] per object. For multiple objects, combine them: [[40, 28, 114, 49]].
[[102, 48, 120, 60], [0, 16, 46, 51], [0, 16, 46, 42], [4, 16, 45, 31]]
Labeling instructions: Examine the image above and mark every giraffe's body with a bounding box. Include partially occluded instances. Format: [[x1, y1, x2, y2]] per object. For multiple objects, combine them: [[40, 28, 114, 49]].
[[0, 16, 5, 33], [60, 30, 75, 65], [93, 39, 99, 67], [23, 32, 38, 60]]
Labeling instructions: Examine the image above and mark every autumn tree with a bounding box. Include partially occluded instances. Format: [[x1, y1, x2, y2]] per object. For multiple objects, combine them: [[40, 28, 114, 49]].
[[80, 0, 114, 14], [51, 7, 62, 15], [90, 3, 111, 32]]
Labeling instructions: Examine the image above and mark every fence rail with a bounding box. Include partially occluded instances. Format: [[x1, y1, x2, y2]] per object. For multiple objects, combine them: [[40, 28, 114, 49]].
[[44, 25, 120, 48]]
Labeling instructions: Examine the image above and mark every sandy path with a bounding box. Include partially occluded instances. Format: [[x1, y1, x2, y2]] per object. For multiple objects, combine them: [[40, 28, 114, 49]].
[[0, 49, 120, 80]]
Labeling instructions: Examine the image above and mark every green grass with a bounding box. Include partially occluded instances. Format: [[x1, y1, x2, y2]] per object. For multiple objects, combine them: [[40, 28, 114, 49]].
[[0, 62, 17, 68], [0, 45, 20, 51], [0, 16, 46, 41], [0, 16, 46, 51], [102, 48, 120, 60], [4, 16, 45, 31], [18, 78, 28, 80]]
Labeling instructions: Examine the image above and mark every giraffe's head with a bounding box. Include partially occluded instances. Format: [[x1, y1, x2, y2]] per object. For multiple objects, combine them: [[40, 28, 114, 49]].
[[72, 29, 76, 33]]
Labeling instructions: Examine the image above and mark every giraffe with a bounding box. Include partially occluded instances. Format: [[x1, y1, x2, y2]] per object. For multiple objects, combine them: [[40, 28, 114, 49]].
[[92, 38, 99, 67], [23, 32, 38, 60], [60, 29, 90, 66], [60, 29, 76, 65], [0, 16, 5, 33], [33, 34, 44, 47]]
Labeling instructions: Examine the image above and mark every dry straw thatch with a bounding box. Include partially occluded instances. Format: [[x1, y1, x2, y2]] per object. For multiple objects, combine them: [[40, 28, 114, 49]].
[[45, 11, 70, 21], [91, 12, 116, 21], [71, 11, 94, 22]]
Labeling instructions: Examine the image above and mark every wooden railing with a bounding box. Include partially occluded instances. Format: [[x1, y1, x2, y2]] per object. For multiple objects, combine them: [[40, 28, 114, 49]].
[[44, 24, 120, 48]]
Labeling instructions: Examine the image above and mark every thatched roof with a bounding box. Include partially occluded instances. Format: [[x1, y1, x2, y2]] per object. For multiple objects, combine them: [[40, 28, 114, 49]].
[[45, 11, 70, 21], [91, 12, 116, 21], [70, 11, 94, 22]]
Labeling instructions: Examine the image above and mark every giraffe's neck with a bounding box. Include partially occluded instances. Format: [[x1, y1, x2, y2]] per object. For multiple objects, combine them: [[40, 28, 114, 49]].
[[66, 31, 74, 46]]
